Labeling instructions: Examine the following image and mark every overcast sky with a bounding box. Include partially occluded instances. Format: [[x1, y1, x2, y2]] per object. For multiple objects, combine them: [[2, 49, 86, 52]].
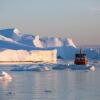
[[0, 0, 100, 45]]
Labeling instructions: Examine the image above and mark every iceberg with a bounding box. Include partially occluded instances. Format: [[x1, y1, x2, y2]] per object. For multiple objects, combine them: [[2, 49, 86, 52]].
[[37, 37, 77, 59], [83, 48, 99, 59], [0, 28, 98, 61], [57, 46, 78, 59], [0, 28, 78, 60]]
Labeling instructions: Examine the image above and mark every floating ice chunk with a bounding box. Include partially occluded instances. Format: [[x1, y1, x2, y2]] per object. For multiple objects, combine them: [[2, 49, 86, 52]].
[[11, 65, 50, 72], [90, 66, 96, 72]]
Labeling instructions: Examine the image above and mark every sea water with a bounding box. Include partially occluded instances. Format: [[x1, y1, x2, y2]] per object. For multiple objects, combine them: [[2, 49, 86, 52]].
[[0, 62, 100, 100]]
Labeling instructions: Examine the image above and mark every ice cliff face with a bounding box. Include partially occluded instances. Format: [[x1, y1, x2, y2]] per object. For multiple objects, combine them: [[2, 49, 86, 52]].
[[0, 49, 57, 63]]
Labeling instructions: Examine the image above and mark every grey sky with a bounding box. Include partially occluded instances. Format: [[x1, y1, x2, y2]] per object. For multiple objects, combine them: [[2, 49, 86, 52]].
[[0, 0, 100, 45]]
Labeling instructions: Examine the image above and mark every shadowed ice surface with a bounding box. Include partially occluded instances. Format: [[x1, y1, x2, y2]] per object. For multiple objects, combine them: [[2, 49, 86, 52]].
[[0, 62, 100, 100]]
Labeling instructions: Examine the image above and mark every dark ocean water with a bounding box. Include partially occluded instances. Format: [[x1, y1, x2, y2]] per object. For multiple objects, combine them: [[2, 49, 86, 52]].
[[0, 62, 100, 100]]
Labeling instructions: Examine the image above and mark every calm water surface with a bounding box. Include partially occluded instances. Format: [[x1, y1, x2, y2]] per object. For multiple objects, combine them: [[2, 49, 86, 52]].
[[0, 63, 100, 100]]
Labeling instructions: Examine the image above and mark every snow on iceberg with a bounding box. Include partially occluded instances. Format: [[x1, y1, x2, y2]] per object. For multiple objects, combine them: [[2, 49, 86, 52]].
[[40, 37, 76, 48], [42, 37, 63, 47], [0, 34, 15, 42], [13, 28, 21, 36], [0, 28, 21, 40], [33, 35, 44, 48], [64, 38, 76, 48]]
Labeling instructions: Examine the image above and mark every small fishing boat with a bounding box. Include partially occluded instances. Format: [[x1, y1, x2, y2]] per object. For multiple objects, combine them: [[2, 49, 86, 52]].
[[74, 48, 88, 65]]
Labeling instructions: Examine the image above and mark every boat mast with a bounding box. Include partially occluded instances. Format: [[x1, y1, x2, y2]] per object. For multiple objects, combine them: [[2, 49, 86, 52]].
[[80, 48, 82, 54]]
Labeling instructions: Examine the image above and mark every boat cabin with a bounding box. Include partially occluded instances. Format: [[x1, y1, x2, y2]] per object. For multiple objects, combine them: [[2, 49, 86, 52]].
[[74, 49, 88, 65]]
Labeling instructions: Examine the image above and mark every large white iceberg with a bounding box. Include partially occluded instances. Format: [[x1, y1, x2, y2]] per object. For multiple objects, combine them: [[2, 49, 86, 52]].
[[0, 28, 99, 60]]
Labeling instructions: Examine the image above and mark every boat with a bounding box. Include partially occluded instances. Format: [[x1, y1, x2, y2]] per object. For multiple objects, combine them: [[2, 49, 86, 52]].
[[69, 48, 96, 71], [74, 48, 88, 65]]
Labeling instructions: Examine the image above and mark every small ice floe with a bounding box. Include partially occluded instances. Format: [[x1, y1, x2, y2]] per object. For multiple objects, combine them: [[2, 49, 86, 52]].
[[52, 64, 67, 70], [0, 71, 12, 81], [89, 65, 96, 72], [11, 65, 50, 72], [43, 66, 50, 71]]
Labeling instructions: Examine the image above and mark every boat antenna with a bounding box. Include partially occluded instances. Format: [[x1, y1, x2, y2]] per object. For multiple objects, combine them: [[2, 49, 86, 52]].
[[80, 48, 82, 54]]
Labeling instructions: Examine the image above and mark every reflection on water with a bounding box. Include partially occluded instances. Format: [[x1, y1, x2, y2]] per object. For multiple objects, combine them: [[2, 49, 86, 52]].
[[0, 64, 100, 100], [0, 79, 12, 88]]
